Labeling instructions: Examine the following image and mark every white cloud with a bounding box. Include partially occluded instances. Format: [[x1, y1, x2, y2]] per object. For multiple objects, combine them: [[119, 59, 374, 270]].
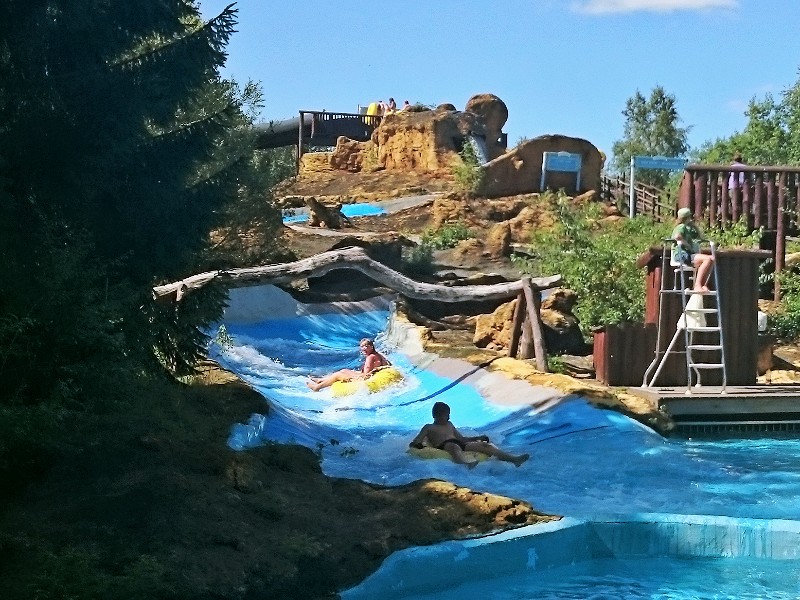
[[572, 0, 738, 14]]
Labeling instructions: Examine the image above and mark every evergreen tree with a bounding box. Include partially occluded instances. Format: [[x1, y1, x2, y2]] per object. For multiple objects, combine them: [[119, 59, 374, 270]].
[[611, 86, 690, 187], [0, 1, 280, 402]]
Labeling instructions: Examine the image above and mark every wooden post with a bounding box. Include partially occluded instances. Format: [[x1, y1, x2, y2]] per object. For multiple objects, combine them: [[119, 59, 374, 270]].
[[522, 277, 549, 372], [508, 291, 526, 358], [776, 172, 786, 300], [296, 111, 304, 174]]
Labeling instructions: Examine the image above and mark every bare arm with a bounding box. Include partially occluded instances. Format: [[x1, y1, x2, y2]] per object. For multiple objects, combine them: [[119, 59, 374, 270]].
[[409, 425, 430, 449], [452, 426, 489, 443]]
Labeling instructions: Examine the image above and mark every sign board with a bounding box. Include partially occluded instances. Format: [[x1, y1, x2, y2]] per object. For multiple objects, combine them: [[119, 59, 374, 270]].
[[633, 155, 688, 171], [540, 151, 582, 191]]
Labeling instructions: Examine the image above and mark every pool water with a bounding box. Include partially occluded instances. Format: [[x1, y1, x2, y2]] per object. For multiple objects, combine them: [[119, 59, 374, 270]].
[[282, 202, 385, 224], [409, 556, 800, 600], [209, 285, 800, 598]]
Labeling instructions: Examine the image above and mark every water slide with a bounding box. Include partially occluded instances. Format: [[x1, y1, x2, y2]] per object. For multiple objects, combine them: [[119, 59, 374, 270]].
[[254, 112, 379, 149]]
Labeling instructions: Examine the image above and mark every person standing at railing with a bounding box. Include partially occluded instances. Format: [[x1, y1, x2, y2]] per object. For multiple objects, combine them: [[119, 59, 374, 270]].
[[729, 151, 746, 190], [672, 207, 714, 292]]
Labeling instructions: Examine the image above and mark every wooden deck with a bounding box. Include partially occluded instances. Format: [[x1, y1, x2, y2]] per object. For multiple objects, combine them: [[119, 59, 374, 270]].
[[627, 384, 800, 434]]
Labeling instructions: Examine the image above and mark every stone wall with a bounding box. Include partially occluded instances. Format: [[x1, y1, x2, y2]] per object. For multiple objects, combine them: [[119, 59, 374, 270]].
[[481, 134, 603, 198]]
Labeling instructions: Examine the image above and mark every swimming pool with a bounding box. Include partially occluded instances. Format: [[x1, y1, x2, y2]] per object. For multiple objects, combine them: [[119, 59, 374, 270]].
[[209, 284, 800, 598], [282, 202, 385, 224]]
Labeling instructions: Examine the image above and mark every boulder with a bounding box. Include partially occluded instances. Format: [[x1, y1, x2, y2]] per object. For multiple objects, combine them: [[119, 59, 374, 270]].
[[481, 134, 603, 198], [305, 197, 351, 229], [540, 288, 591, 356], [370, 107, 485, 175], [464, 93, 509, 160], [298, 152, 333, 175], [330, 137, 369, 172], [486, 222, 511, 259], [508, 205, 556, 243], [430, 194, 477, 229], [473, 299, 516, 350]]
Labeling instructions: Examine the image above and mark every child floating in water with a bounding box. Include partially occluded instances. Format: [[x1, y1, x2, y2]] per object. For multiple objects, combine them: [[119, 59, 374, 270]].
[[409, 401, 529, 469], [307, 338, 390, 392]]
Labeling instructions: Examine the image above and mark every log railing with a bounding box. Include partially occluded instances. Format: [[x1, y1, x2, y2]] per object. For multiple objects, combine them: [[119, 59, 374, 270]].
[[680, 164, 800, 297], [153, 247, 562, 371], [600, 174, 674, 222]]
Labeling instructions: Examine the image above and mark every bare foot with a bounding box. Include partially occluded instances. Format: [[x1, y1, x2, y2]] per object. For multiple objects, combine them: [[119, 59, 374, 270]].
[[694, 285, 710, 293], [512, 453, 530, 467], [306, 380, 321, 392]]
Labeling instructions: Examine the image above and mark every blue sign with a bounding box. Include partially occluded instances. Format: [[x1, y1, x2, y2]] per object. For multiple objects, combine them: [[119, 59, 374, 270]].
[[541, 152, 582, 191], [633, 155, 687, 171], [543, 151, 582, 172]]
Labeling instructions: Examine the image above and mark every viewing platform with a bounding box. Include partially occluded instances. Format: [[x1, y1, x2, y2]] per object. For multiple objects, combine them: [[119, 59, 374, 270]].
[[627, 384, 800, 435]]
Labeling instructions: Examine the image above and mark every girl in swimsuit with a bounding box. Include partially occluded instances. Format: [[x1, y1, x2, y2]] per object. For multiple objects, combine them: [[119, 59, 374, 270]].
[[307, 338, 390, 392]]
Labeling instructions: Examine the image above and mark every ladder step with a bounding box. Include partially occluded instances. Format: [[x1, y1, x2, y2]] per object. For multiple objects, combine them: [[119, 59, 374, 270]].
[[684, 308, 719, 313], [688, 344, 723, 350], [686, 326, 721, 333], [681, 290, 718, 296], [688, 362, 725, 369]]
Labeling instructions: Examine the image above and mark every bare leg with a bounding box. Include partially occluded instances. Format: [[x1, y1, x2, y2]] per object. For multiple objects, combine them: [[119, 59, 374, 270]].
[[693, 254, 714, 292], [465, 441, 529, 467], [442, 442, 479, 469], [306, 369, 361, 392]]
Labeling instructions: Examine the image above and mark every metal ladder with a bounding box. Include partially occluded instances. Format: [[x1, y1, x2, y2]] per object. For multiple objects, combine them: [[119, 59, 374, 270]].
[[642, 239, 727, 393]]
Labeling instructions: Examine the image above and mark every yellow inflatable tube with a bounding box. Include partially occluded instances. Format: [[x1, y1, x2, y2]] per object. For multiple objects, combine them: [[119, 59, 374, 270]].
[[330, 367, 403, 398], [407, 446, 489, 463]]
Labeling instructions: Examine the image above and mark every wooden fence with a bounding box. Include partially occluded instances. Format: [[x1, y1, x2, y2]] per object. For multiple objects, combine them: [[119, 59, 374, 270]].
[[680, 165, 800, 297], [599, 174, 674, 222]]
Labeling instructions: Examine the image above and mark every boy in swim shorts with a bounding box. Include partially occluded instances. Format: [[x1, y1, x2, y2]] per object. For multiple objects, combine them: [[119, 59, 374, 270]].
[[408, 401, 529, 469]]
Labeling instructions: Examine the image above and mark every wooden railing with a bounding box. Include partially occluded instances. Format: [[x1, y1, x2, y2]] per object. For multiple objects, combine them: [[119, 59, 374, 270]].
[[296, 110, 382, 168], [600, 174, 674, 222], [680, 164, 800, 297]]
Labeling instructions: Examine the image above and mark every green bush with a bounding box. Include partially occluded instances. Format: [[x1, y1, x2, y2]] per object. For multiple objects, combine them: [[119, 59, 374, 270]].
[[769, 270, 800, 340], [420, 221, 473, 249], [512, 192, 671, 329], [452, 141, 485, 193], [402, 243, 435, 276]]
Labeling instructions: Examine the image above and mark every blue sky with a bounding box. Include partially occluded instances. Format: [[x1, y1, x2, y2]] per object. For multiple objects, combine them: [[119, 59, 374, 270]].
[[198, 0, 799, 158]]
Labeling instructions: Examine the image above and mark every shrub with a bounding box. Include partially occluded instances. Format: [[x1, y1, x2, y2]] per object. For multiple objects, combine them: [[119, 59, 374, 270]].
[[420, 221, 473, 249], [452, 141, 485, 193], [512, 192, 671, 329]]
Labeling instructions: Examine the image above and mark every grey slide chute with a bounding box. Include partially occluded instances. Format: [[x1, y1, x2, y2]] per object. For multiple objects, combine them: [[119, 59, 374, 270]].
[[254, 113, 379, 149]]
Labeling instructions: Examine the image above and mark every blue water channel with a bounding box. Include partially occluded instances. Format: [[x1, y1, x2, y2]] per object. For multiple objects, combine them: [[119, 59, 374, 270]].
[[282, 202, 385, 224], [208, 285, 800, 598]]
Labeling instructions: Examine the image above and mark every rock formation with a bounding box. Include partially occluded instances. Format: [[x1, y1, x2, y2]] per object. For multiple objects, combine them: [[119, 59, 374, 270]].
[[539, 288, 591, 356], [481, 134, 603, 198], [293, 93, 603, 204], [464, 93, 508, 161]]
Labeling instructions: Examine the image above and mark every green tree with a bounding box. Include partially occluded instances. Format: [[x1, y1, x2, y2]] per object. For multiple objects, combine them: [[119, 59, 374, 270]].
[[611, 86, 690, 187], [0, 1, 280, 402], [697, 71, 800, 166]]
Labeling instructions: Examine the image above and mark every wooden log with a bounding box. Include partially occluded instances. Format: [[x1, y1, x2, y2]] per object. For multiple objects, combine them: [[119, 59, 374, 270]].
[[776, 172, 786, 300], [152, 246, 562, 303], [522, 277, 549, 372], [508, 291, 526, 358]]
